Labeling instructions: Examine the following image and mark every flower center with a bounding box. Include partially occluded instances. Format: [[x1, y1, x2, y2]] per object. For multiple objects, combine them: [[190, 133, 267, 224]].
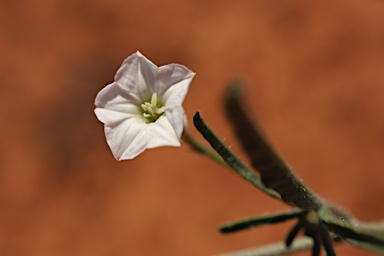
[[141, 93, 165, 122]]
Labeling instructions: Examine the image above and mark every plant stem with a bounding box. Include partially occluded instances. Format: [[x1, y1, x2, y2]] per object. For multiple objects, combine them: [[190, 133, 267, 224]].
[[183, 131, 227, 166], [217, 237, 329, 256]]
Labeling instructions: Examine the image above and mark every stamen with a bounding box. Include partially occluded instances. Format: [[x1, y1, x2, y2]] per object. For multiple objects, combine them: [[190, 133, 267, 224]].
[[147, 106, 155, 116], [140, 93, 165, 121], [151, 93, 157, 106], [155, 106, 165, 115], [141, 104, 148, 111]]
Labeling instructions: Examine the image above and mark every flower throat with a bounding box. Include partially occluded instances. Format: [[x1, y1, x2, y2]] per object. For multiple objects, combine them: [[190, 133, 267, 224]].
[[141, 93, 165, 122]]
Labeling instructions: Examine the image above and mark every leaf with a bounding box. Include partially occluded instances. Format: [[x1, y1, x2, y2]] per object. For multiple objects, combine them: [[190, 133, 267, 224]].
[[220, 209, 304, 233], [224, 81, 322, 210], [223, 81, 384, 253], [192, 80, 384, 254], [318, 208, 384, 254], [193, 112, 280, 200]]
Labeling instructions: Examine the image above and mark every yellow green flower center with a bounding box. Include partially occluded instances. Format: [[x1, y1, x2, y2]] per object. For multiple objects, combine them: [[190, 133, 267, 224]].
[[141, 93, 165, 122]]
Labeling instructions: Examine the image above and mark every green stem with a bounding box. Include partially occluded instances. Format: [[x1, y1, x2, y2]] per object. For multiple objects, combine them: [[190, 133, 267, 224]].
[[217, 237, 314, 256], [183, 132, 227, 166], [217, 236, 341, 256]]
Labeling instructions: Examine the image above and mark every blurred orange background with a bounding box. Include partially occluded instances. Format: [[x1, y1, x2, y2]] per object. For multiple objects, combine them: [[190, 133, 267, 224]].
[[1, 0, 384, 255]]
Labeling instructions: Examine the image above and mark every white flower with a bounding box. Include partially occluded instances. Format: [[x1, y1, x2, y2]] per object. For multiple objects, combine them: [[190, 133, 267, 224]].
[[94, 51, 195, 160]]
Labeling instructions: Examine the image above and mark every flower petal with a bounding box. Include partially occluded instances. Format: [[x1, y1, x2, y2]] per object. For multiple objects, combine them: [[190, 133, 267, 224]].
[[95, 82, 141, 114], [94, 108, 138, 126], [164, 106, 186, 139], [119, 115, 180, 159], [156, 64, 195, 95], [159, 73, 195, 109], [114, 51, 156, 101], [137, 52, 157, 94], [146, 115, 180, 148], [104, 116, 147, 160]]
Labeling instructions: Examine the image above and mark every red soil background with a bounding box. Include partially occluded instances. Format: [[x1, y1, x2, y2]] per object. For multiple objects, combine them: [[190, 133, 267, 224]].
[[1, 0, 384, 255]]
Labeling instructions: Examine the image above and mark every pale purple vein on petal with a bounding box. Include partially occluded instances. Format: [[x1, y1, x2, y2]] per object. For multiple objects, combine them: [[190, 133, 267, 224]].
[[137, 51, 158, 95], [114, 53, 141, 98]]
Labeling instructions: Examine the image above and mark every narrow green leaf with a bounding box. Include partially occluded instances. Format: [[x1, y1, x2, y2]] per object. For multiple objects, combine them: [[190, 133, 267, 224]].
[[319, 224, 336, 256], [346, 238, 384, 254], [224, 81, 322, 210], [220, 209, 304, 233], [318, 207, 384, 253], [323, 220, 384, 253], [285, 220, 303, 247], [193, 112, 280, 200], [311, 233, 321, 256]]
